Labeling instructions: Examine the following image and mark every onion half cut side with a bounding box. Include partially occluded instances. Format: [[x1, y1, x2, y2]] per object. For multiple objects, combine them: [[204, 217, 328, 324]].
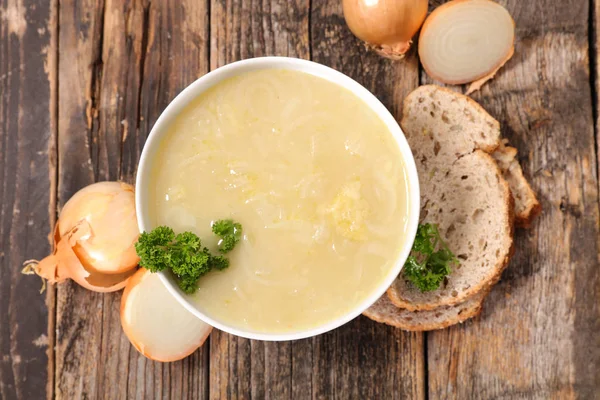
[[120, 269, 212, 362], [419, 0, 515, 94]]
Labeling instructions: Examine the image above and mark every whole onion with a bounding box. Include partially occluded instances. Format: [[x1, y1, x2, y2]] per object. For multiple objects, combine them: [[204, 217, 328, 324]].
[[343, 0, 429, 59], [24, 182, 139, 292]]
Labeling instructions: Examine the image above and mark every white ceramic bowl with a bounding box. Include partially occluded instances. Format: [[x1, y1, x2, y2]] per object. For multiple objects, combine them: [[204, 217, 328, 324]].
[[136, 57, 420, 341]]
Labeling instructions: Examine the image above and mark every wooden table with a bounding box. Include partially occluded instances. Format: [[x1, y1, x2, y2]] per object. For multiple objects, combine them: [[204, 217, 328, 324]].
[[1, 0, 599, 398]]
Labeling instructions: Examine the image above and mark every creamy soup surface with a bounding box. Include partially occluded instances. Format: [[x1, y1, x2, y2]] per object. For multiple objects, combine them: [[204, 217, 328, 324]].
[[150, 69, 410, 333]]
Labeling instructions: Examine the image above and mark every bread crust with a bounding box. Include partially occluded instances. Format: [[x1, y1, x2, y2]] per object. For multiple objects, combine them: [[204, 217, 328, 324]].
[[387, 151, 514, 310], [364, 288, 490, 331], [492, 143, 542, 227], [371, 84, 538, 326], [390, 84, 524, 310], [516, 201, 542, 228]]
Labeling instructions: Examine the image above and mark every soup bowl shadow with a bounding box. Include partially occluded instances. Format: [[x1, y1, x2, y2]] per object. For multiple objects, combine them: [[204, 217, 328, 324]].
[[135, 56, 420, 341]]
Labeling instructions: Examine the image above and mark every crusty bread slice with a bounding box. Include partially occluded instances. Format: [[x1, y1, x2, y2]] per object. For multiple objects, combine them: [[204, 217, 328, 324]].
[[388, 85, 516, 311], [388, 150, 514, 310], [402, 85, 540, 226], [365, 86, 539, 331], [363, 289, 488, 331], [492, 141, 542, 227]]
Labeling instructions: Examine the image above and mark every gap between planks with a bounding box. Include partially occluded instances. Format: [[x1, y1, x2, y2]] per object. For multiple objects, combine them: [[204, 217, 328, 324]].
[[47, 0, 60, 398]]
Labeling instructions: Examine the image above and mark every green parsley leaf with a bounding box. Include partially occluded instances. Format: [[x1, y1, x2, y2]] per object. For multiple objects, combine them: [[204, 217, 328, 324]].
[[208, 255, 230, 271], [402, 223, 457, 292], [212, 219, 242, 253], [135, 226, 176, 273], [135, 221, 243, 294]]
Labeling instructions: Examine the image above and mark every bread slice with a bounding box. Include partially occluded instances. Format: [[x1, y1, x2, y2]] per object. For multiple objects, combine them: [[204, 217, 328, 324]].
[[387, 85, 515, 311], [402, 85, 539, 225], [492, 141, 542, 227], [363, 289, 488, 331], [388, 150, 514, 310], [401, 86, 502, 163]]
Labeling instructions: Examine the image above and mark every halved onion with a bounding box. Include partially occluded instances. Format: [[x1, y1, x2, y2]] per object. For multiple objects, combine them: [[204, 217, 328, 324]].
[[120, 269, 212, 362], [419, 0, 515, 94]]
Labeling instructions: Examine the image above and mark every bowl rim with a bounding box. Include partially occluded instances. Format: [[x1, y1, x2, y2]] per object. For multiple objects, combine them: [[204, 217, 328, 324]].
[[135, 56, 420, 341]]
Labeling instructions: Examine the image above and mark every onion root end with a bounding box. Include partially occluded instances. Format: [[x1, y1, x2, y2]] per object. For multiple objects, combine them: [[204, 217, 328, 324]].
[[371, 41, 411, 60]]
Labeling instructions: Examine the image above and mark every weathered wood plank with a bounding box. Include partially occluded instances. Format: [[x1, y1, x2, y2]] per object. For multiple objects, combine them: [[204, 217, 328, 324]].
[[55, 0, 123, 397], [0, 0, 57, 399], [310, 1, 425, 399], [55, 0, 210, 398], [210, 0, 310, 70], [596, 0, 600, 196], [94, 3, 145, 398], [423, 1, 600, 398], [130, 0, 211, 182], [208, 1, 312, 398]]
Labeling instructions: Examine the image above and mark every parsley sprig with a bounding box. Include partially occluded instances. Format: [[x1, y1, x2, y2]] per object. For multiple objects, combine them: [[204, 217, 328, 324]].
[[212, 219, 242, 253], [135, 220, 242, 294], [403, 223, 457, 292]]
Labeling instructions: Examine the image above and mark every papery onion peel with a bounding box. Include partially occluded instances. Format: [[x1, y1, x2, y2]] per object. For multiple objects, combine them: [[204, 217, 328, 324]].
[[418, 0, 515, 94], [23, 182, 139, 293], [343, 0, 429, 59], [120, 268, 212, 362]]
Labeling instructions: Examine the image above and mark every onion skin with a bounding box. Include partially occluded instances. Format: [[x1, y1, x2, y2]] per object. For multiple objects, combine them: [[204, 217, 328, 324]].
[[35, 220, 136, 292], [29, 181, 140, 293], [58, 224, 135, 292], [418, 0, 515, 90], [32, 225, 70, 284], [343, 0, 428, 59], [58, 182, 140, 275], [33, 255, 69, 284]]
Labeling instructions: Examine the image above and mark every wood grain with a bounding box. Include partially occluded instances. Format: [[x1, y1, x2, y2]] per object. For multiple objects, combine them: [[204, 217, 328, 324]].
[[423, 1, 600, 398], [55, 1, 117, 397], [596, 0, 600, 191], [210, 0, 310, 70], [55, 0, 210, 399], [0, 0, 57, 399], [93, 2, 145, 399]]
